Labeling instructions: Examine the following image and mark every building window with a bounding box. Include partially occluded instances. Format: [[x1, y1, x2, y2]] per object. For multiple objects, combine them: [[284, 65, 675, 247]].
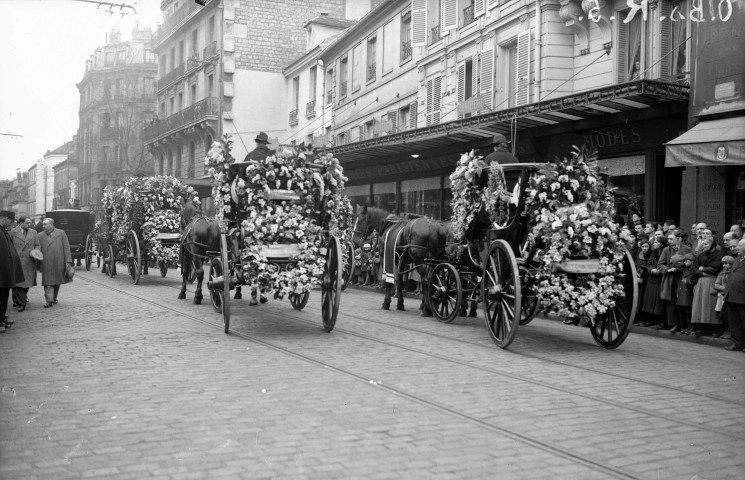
[[401, 12, 412, 61], [169, 97, 175, 115], [179, 40, 185, 65], [344, 184, 370, 211], [339, 57, 349, 98], [158, 154, 164, 175], [367, 36, 377, 82], [178, 92, 183, 112], [364, 120, 375, 139], [160, 102, 166, 116], [399, 105, 410, 131], [309, 66, 316, 101], [191, 29, 199, 56], [190, 83, 197, 105], [352, 43, 363, 92], [670, 0, 689, 82], [204, 135, 212, 175], [373, 182, 397, 212], [501, 43, 517, 108], [102, 146, 109, 163], [208, 17, 215, 43], [617, 10, 650, 82], [188, 141, 196, 177], [114, 145, 120, 164], [175, 146, 182, 177], [325, 68, 334, 105], [402, 177, 442, 219], [207, 74, 214, 97], [167, 149, 173, 175], [170, 47, 176, 70]]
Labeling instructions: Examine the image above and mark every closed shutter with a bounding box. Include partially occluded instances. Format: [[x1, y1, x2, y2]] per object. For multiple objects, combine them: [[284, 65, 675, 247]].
[[659, 1, 672, 81], [480, 49, 494, 110], [411, 0, 427, 47], [433, 76, 442, 124], [388, 110, 398, 133], [457, 63, 465, 119], [352, 43, 364, 92], [474, 0, 485, 16], [617, 12, 628, 82], [442, 0, 458, 32], [515, 30, 531, 106], [410, 100, 418, 129], [487, 0, 500, 9]]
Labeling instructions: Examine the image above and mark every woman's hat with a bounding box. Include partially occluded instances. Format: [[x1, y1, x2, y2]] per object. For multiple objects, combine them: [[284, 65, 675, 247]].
[[722, 255, 735, 264], [30, 249, 43, 261]]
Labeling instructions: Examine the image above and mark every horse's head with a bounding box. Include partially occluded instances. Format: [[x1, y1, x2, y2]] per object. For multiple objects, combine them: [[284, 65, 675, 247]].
[[352, 205, 376, 247]]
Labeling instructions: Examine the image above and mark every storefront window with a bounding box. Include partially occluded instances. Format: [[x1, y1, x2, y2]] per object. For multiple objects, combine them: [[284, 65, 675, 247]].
[[443, 176, 453, 220], [373, 181, 396, 213], [726, 166, 745, 229], [344, 184, 370, 211], [401, 176, 441, 219], [599, 156, 645, 223]]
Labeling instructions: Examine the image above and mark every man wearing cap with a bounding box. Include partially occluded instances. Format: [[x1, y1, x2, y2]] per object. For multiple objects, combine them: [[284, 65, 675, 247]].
[[484, 133, 519, 165], [725, 238, 745, 352], [243, 131, 273, 163], [0, 210, 25, 332], [10, 215, 41, 312], [38, 217, 72, 308]]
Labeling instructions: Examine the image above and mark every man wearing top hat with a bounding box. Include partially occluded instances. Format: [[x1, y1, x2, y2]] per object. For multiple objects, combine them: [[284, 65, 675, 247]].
[[0, 210, 25, 332], [484, 133, 519, 165], [10, 215, 41, 312]]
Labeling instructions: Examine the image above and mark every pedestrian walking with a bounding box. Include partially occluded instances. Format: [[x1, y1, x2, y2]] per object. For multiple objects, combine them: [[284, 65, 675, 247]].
[[724, 238, 745, 351], [690, 237, 725, 337], [0, 210, 25, 332], [10, 215, 41, 311], [38, 217, 73, 308]]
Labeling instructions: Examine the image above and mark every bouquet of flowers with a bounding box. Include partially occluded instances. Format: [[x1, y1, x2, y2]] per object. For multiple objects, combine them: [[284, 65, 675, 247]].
[[524, 145, 626, 321]]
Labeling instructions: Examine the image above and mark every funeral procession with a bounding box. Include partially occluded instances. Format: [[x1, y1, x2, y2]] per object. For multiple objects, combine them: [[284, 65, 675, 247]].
[[1, 0, 744, 478]]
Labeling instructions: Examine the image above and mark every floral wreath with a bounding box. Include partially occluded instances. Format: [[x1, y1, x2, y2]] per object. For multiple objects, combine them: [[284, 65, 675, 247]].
[[524, 145, 626, 321], [205, 136, 352, 298]]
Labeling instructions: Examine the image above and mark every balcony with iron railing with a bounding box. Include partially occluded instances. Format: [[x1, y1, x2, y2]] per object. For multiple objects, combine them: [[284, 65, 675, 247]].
[[367, 62, 376, 82], [289, 108, 299, 126], [151, 0, 207, 48], [463, 4, 476, 27], [430, 25, 441, 45], [401, 40, 412, 61], [186, 53, 201, 73], [306, 100, 316, 119], [203, 41, 218, 59], [143, 97, 219, 143], [158, 63, 185, 90]]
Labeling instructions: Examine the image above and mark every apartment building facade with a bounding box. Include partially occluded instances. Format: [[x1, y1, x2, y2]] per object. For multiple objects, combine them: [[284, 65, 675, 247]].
[[286, 0, 697, 224], [76, 27, 158, 217]]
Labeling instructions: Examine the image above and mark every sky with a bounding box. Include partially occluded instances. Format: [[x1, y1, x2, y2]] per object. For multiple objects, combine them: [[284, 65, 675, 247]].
[[0, 0, 163, 180]]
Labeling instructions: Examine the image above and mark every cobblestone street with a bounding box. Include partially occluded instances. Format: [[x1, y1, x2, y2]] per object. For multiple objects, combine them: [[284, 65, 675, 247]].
[[1, 268, 744, 479]]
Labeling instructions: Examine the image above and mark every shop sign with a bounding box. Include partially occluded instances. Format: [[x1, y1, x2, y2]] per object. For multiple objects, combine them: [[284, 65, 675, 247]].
[[374, 118, 394, 134], [457, 95, 490, 115], [346, 156, 457, 181]]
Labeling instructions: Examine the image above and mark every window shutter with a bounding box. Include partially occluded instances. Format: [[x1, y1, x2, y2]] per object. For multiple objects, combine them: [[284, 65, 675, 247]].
[[457, 63, 465, 119], [411, 0, 427, 47], [426, 78, 433, 125], [480, 49, 494, 109], [474, 0, 485, 16], [433, 76, 442, 124], [388, 110, 398, 133], [487, 0, 500, 9], [515, 31, 531, 106], [410, 100, 418, 129], [442, 0, 458, 31], [659, 1, 672, 81], [617, 12, 629, 82]]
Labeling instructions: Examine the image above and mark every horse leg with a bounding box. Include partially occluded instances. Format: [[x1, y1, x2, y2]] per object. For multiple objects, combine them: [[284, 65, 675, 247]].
[[193, 259, 204, 304], [396, 272, 405, 311], [234, 286, 242, 300], [420, 279, 432, 317], [178, 250, 188, 299], [382, 282, 391, 310]]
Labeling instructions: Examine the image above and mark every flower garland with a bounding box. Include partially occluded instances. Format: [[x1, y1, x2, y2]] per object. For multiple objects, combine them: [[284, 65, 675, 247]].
[[206, 136, 351, 298], [524, 146, 626, 321]]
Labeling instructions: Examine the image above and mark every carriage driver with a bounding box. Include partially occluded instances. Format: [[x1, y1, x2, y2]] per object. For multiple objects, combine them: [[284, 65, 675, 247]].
[[484, 133, 519, 165]]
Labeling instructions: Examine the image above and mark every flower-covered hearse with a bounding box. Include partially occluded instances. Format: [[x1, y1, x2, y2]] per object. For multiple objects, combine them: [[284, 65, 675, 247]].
[[98, 175, 197, 284], [204, 137, 353, 334], [427, 145, 638, 349]]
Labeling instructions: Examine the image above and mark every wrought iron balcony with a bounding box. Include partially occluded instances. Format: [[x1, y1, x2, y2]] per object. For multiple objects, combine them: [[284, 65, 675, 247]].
[[367, 63, 376, 82], [430, 25, 441, 45], [401, 40, 412, 61], [463, 4, 476, 27], [186, 53, 201, 73], [158, 63, 185, 90], [306, 100, 316, 119], [339, 81, 348, 98], [289, 109, 299, 126], [203, 41, 218, 59], [143, 97, 219, 143], [151, 0, 206, 48], [326, 89, 333, 104]]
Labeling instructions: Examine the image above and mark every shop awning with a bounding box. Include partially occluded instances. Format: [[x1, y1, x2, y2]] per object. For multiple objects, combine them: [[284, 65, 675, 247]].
[[665, 116, 745, 167], [326, 80, 689, 164]]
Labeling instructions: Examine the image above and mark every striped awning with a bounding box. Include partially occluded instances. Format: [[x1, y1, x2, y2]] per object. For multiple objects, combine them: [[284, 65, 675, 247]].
[[326, 80, 689, 164]]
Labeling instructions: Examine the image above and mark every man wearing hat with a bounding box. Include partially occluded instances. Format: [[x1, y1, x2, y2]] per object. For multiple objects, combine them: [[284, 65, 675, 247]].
[[10, 215, 41, 312], [0, 210, 25, 332], [38, 217, 72, 308], [243, 131, 274, 163], [484, 133, 519, 165]]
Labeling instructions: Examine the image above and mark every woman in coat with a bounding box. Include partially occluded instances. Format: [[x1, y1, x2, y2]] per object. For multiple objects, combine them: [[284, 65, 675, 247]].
[[641, 237, 667, 327], [634, 239, 652, 326], [10, 215, 41, 311], [677, 253, 697, 334], [690, 237, 725, 336], [657, 230, 691, 329]]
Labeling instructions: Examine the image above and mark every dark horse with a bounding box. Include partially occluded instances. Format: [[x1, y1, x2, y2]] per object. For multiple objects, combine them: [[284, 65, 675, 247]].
[[354, 206, 448, 316], [178, 200, 221, 304]]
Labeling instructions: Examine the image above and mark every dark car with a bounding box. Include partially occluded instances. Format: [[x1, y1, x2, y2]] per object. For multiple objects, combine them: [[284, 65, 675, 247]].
[[42, 210, 95, 261]]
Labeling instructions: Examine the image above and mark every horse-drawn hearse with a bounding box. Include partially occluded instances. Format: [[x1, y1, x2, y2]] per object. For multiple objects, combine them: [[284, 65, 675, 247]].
[[42, 209, 95, 266], [355, 146, 637, 349], [190, 137, 353, 334]]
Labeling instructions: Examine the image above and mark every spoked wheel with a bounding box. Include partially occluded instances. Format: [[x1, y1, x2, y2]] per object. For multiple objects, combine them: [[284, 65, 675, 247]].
[[481, 239, 521, 348], [341, 240, 355, 292], [427, 263, 462, 323], [84, 234, 94, 271], [518, 263, 539, 326], [289, 290, 310, 310], [321, 236, 342, 332], [96, 240, 102, 268], [590, 247, 638, 349], [220, 233, 231, 333], [106, 244, 115, 278], [160, 260, 168, 277], [209, 256, 224, 314], [126, 230, 141, 285]]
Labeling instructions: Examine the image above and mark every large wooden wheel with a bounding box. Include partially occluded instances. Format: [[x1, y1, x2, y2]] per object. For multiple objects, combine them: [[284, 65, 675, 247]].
[[290, 290, 310, 310], [96, 239, 102, 268], [321, 236, 342, 332], [518, 263, 539, 326], [159, 260, 168, 277], [84, 234, 95, 271], [220, 234, 231, 333], [126, 230, 141, 285], [481, 240, 521, 348], [341, 240, 355, 292], [209, 256, 224, 312], [590, 247, 638, 349], [106, 244, 115, 278], [428, 263, 462, 323]]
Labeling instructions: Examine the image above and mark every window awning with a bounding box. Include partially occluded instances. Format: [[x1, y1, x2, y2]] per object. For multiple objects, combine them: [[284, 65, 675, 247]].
[[665, 116, 745, 167]]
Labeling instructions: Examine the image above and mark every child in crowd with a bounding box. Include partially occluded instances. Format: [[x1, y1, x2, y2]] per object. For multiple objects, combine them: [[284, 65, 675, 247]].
[[677, 253, 697, 334], [712, 256, 735, 337], [634, 239, 652, 326], [359, 243, 372, 286]]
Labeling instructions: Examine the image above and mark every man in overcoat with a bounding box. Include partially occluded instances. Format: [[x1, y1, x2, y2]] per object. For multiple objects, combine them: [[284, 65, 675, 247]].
[[38, 217, 72, 308], [0, 210, 24, 331], [725, 238, 745, 351], [10, 215, 40, 311], [484, 133, 519, 165]]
